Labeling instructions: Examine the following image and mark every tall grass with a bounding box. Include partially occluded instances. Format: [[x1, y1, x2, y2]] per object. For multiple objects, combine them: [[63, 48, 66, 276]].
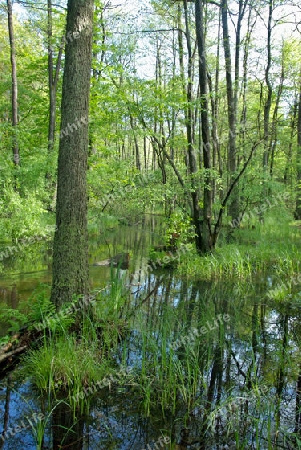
[[22, 268, 132, 412], [177, 210, 301, 281], [14, 209, 301, 448]]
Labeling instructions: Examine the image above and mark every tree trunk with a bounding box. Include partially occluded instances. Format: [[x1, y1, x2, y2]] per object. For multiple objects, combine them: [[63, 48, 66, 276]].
[[269, 46, 285, 177], [221, 0, 239, 220], [195, 0, 212, 252], [208, 11, 221, 205], [183, 0, 203, 252], [234, 0, 247, 114], [239, 5, 256, 149], [263, 0, 273, 171], [129, 114, 141, 171], [47, 0, 63, 155], [51, 0, 94, 308], [7, 0, 20, 168], [46, 0, 63, 207], [284, 101, 297, 186], [295, 73, 301, 219]]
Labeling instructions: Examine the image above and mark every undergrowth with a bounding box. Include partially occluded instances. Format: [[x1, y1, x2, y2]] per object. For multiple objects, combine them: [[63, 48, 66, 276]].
[[177, 210, 301, 282]]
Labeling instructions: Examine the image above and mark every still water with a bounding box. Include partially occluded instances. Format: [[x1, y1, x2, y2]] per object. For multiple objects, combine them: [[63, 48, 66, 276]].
[[0, 218, 301, 449]]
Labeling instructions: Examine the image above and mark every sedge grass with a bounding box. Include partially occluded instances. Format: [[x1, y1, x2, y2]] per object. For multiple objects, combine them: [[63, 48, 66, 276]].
[[21, 269, 131, 414], [177, 211, 301, 281]]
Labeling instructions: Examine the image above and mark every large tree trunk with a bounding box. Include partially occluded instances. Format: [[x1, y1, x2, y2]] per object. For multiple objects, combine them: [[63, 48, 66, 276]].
[[7, 0, 20, 168], [51, 0, 94, 308]]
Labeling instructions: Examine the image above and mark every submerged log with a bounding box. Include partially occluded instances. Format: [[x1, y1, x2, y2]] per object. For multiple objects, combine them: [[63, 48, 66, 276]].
[[93, 259, 110, 266], [93, 252, 130, 269]]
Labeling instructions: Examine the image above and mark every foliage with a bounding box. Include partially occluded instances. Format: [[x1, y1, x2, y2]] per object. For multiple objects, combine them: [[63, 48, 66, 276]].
[[0, 186, 46, 241], [177, 208, 301, 281]]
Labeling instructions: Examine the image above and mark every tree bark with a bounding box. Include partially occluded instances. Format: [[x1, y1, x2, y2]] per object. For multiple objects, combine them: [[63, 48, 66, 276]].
[[7, 0, 20, 168], [129, 114, 141, 171], [221, 0, 238, 219], [239, 5, 256, 149], [295, 72, 301, 219], [269, 46, 285, 177], [183, 0, 203, 251], [208, 11, 221, 204], [195, 0, 212, 252], [47, 0, 63, 155], [51, 0, 94, 308], [263, 0, 273, 171], [284, 101, 297, 186]]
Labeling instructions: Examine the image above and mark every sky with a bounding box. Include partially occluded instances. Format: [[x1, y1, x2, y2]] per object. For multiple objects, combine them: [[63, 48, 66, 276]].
[[10, 0, 301, 83]]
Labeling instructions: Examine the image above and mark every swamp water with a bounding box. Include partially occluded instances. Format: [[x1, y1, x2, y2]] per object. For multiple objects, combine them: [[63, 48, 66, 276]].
[[0, 219, 301, 449]]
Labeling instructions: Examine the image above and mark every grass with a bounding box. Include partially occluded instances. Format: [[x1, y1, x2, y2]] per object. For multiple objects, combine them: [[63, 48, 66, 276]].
[[177, 209, 301, 282], [22, 332, 107, 410], [3, 207, 301, 448], [21, 269, 132, 412]]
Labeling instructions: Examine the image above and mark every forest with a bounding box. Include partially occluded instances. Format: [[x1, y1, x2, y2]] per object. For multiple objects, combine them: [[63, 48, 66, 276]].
[[1, 0, 301, 448]]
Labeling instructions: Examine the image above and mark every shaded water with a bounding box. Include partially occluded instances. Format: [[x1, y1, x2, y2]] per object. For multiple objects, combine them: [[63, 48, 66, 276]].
[[1, 218, 301, 449]]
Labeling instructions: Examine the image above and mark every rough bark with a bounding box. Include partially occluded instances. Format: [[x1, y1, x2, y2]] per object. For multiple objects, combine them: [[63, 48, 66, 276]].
[[51, 0, 94, 307]]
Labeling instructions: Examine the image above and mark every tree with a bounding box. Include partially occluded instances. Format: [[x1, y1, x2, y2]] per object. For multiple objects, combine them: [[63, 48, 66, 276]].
[[47, 0, 63, 155], [221, 0, 239, 219], [45, 0, 64, 204], [51, 0, 94, 308], [295, 72, 301, 219], [7, 0, 19, 168], [195, 0, 212, 252], [263, 0, 273, 173]]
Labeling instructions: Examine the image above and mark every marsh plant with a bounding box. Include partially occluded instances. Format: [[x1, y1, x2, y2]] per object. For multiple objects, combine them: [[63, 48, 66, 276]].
[[4, 209, 301, 449], [22, 270, 132, 412], [177, 209, 301, 281]]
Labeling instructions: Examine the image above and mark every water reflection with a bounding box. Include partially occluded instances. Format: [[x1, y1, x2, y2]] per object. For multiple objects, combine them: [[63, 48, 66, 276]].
[[0, 219, 301, 448], [52, 402, 85, 450]]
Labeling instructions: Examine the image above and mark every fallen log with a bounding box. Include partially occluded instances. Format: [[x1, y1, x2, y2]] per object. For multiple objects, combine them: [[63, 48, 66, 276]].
[[0, 330, 40, 375], [0, 345, 27, 365]]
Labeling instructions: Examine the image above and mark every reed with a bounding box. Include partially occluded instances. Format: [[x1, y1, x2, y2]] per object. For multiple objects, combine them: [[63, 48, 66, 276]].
[[177, 211, 301, 282]]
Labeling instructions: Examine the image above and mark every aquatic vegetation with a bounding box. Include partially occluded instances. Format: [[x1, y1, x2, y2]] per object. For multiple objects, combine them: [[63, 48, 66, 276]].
[[177, 211, 301, 282], [20, 269, 133, 414], [2, 212, 301, 448]]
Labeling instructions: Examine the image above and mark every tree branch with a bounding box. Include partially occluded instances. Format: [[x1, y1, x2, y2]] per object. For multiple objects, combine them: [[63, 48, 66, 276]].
[[212, 139, 263, 242]]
